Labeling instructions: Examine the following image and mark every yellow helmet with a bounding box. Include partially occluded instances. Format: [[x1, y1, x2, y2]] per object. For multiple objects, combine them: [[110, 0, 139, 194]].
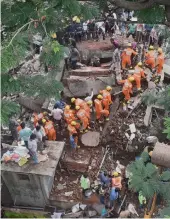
[[75, 105, 80, 110], [65, 105, 70, 110], [43, 111, 47, 116], [149, 45, 154, 50], [138, 62, 142, 66], [73, 16, 77, 21], [87, 100, 92, 105], [42, 119, 46, 124], [97, 94, 103, 99], [158, 48, 162, 53], [71, 98, 76, 103], [71, 121, 77, 126], [106, 86, 112, 91], [112, 171, 119, 177], [128, 76, 135, 82], [149, 151, 153, 157], [128, 43, 132, 47]]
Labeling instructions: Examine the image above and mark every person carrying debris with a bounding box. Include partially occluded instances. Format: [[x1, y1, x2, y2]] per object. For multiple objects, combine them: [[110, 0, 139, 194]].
[[156, 48, 165, 83], [119, 76, 134, 103], [100, 86, 112, 111], [70, 45, 81, 69], [145, 45, 155, 70], [75, 105, 90, 133], [132, 62, 145, 91], [70, 133, 80, 157], [43, 119, 56, 141], [67, 121, 80, 136], [28, 133, 38, 164], [64, 105, 77, 124], [80, 173, 91, 195], [94, 95, 109, 122], [111, 172, 122, 190], [18, 122, 32, 148], [121, 43, 137, 70]]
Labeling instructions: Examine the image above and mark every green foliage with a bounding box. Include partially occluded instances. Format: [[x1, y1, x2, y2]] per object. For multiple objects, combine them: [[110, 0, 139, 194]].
[[158, 207, 170, 218], [140, 151, 150, 163], [1, 100, 20, 125], [127, 157, 170, 201], [135, 5, 165, 24], [163, 117, 170, 139]]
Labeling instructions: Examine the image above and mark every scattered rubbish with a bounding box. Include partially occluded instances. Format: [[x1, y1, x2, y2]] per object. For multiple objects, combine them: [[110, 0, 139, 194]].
[[51, 212, 63, 219], [88, 210, 97, 217], [129, 123, 136, 133], [18, 157, 28, 166], [72, 203, 80, 213], [116, 160, 125, 173], [128, 203, 139, 216], [65, 191, 73, 196], [80, 204, 87, 210], [56, 184, 65, 190], [130, 133, 135, 140], [125, 133, 130, 139], [146, 136, 158, 144], [119, 210, 131, 218]]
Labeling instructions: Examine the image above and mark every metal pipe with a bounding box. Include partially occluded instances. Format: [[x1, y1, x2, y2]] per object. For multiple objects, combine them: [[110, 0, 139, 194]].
[[13, 206, 44, 210]]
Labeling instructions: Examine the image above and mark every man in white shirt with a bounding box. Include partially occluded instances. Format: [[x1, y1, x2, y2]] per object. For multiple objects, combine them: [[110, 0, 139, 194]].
[[84, 88, 94, 102], [51, 106, 63, 130], [136, 24, 144, 43]]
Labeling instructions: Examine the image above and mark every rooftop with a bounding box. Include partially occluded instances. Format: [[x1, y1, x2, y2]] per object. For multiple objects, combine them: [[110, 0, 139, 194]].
[[1, 141, 65, 177]]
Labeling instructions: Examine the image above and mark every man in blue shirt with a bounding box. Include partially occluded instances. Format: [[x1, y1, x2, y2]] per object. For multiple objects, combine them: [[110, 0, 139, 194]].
[[70, 133, 79, 157], [99, 171, 111, 186], [19, 122, 32, 148], [110, 187, 119, 207]]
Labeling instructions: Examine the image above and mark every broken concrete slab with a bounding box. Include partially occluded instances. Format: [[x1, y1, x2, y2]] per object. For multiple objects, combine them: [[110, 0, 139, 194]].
[[144, 105, 153, 127], [64, 75, 116, 97], [129, 123, 136, 133], [65, 191, 73, 196], [70, 67, 110, 77], [146, 136, 158, 144], [62, 149, 91, 172], [81, 131, 100, 147], [163, 63, 170, 78]]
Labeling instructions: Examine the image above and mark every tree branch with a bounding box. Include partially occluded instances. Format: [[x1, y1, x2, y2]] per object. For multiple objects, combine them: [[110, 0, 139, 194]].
[[109, 0, 155, 10], [2, 20, 37, 50]]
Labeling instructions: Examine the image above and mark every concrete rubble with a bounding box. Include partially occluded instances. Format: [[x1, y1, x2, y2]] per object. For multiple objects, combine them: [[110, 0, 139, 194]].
[[81, 131, 100, 147]]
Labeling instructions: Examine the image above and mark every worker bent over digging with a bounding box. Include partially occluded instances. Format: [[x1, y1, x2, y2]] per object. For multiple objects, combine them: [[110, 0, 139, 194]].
[[119, 76, 134, 104], [94, 95, 109, 122]]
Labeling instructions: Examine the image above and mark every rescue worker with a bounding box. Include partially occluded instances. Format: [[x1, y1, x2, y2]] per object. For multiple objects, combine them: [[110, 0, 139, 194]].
[[133, 62, 145, 91], [111, 172, 122, 190], [119, 76, 134, 103], [94, 95, 109, 122], [33, 112, 46, 127], [64, 105, 77, 124], [121, 43, 137, 70], [71, 97, 91, 117], [145, 45, 155, 70], [100, 86, 112, 111], [71, 97, 84, 108], [67, 121, 80, 136], [75, 105, 89, 132], [43, 119, 56, 141], [156, 48, 164, 79]]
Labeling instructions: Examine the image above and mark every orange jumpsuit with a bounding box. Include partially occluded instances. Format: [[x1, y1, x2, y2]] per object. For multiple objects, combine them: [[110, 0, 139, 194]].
[[119, 79, 133, 101], [94, 99, 109, 120], [80, 101, 91, 117], [100, 90, 112, 110], [121, 48, 137, 69], [75, 98, 84, 107], [33, 113, 43, 127], [133, 65, 145, 89], [44, 121, 56, 141], [145, 50, 155, 69], [64, 109, 77, 124], [17, 125, 22, 132], [76, 109, 89, 130], [156, 53, 164, 74], [112, 176, 122, 189]]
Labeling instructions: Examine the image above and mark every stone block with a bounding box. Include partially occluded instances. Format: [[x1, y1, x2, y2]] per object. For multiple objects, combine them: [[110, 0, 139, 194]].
[[62, 149, 91, 172], [81, 131, 100, 147], [70, 67, 110, 77]]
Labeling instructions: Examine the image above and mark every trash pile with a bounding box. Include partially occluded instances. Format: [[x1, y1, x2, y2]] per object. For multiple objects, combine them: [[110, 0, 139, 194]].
[[1, 145, 30, 166]]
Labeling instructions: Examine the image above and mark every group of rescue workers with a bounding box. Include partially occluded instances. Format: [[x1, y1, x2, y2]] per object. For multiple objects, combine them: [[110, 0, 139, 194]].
[[118, 43, 165, 103]]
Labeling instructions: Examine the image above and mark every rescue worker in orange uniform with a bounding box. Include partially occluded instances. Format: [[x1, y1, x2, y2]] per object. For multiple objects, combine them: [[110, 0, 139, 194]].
[[71, 97, 91, 118], [133, 62, 145, 91], [17, 120, 22, 132], [100, 86, 112, 110], [43, 119, 56, 141], [145, 45, 155, 70], [121, 43, 137, 70], [156, 48, 164, 75], [111, 172, 122, 190], [119, 76, 134, 103], [67, 121, 80, 136], [94, 95, 110, 122], [64, 105, 77, 124], [33, 112, 47, 127], [75, 105, 89, 132]]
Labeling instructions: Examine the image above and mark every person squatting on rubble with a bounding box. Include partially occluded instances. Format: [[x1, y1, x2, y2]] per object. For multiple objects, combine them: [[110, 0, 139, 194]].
[[80, 173, 91, 195], [28, 133, 38, 164], [121, 43, 138, 70], [94, 95, 110, 122], [132, 62, 146, 91], [70, 45, 81, 69], [119, 76, 135, 104]]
